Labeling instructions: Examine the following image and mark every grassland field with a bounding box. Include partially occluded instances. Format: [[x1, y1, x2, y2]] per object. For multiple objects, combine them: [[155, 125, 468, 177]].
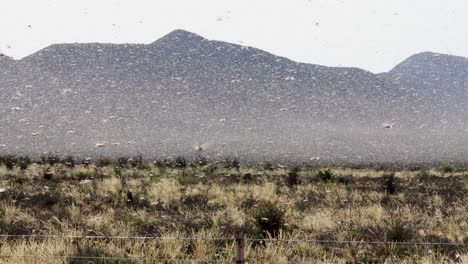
[[0, 156, 466, 263]]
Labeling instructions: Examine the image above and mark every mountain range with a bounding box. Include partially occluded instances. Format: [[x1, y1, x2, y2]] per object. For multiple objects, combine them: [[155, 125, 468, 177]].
[[0, 29, 467, 164]]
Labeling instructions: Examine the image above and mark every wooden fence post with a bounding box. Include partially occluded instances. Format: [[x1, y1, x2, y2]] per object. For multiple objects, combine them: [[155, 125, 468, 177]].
[[235, 231, 245, 264]]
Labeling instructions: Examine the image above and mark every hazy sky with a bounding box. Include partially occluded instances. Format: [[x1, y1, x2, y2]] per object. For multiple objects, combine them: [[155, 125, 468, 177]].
[[1, 0, 467, 72]]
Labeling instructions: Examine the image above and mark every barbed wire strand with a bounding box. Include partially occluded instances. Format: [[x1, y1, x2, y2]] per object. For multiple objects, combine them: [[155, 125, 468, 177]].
[[244, 238, 466, 246], [0, 234, 233, 241], [0, 234, 465, 247], [0, 255, 228, 262]]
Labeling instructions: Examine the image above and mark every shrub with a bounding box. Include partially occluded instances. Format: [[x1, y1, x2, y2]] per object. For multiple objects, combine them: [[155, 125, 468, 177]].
[[184, 214, 214, 231], [116, 157, 129, 167], [181, 193, 210, 209], [285, 166, 301, 188], [17, 156, 31, 170], [439, 164, 454, 173], [0, 220, 33, 236], [242, 173, 255, 184], [383, 173, 399, 195], [153, 159, 166, 168], [224, 158, 240, 170], [40, 153, 60, 165], [129, 155, 143, 168], [62, 156, 76, 167], [43, 170, 54, 181], [241, 196, 258, 209], [174, 156, 187, 168], [0, 155, 17, 170], [262, 161, 274, 171], [72, 167, 94, 180], [195, 156, 208, 166], [30, 189, 68, 208], [177, 175, 207, 185], [69, 240, 125, 264], [133, 219, 161, 236], [147, 179, 181, 206], [386, 221, 413, 242], [317, 169, 335, 182], [249, 201, 285, 237], [96, 177, 122, 197], [95, 157, 114, 167]]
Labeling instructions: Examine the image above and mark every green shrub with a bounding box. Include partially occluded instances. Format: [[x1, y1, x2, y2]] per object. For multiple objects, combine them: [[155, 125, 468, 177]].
[[17, 156, 31, 170], [40, 153, 60, 165], [0, 155, 17, 170], [62, 156, 76, 167], [183, 214, 214, 231], [0, 155, 31, 170], [133, 218, 160, 236], [95, 157, 114, 167], [262, 161, 274, 171], [249, 201, 285, 237], [386, 221, 413, 242], [383, 173, 399, 195], [439, 164, 455, 173], [177, 175, 206, 185], [181, 193, 210, 209], [174, 156, 187, 168], [116, 157, 129, 167], [317, 169, 335, 182], [69, 240, 125, 264], [129, 155, 143, 168], [224, 158, 240, 170], [285, 166, 301, 188], [194, 156, 208, 166]]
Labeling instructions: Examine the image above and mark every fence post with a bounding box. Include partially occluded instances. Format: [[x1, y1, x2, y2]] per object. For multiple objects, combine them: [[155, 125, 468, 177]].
[[235, 231, 245, 264]]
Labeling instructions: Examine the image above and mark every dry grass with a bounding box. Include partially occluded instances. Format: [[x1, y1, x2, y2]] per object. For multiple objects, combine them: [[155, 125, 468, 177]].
[[0, 161, 466, 263]]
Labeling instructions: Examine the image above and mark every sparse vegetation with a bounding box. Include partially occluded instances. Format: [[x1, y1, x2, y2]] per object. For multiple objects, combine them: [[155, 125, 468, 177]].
[[317, 168, 335, 182], [0, 158, 466, 263]]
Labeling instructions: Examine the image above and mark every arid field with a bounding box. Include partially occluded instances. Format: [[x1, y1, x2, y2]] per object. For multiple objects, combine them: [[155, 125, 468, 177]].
[[0, 156, 466, 263]]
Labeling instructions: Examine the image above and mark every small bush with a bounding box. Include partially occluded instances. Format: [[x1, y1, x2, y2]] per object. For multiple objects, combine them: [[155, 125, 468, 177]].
[[40, 153, 60, 165], [181, 193, 210, 209], [242, 173, 256, 184], [262, 161, 274, 171], [177, 175, 206, 185], [224, 158, 240, 170], [129, 155, 143, 168], [241, 196, 258, 209], [195, 156, 208, 166], [184, 214, 214, 231], [0, 220, 33, 236], [69, 240, 124, 264], [116, 157, 129, 167], [30, 189, 67, 208], [17, 156, 31, 170], [133, 219, 161, 236], [62, 156, 76, 167], [249, 201, 285, 237], [43, 170, 54, 181], [383, 173, 399, 195], [386, 221, 413, 242], [95, 157, 113, 167], [439, 164, 454, 173], [285, 166, 301, 188], [174, 156, 187, 168], [317, 169, 335, 182], [0, 155, 17, 170]]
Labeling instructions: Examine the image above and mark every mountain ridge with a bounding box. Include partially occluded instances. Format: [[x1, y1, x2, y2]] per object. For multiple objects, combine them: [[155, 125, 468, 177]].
[[0, 29, 466, 163], [2, 29, 466, 74]]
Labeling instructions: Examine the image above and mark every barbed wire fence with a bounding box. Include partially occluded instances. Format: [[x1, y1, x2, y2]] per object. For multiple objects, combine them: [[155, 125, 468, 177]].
[[0, 233, 465, 263]]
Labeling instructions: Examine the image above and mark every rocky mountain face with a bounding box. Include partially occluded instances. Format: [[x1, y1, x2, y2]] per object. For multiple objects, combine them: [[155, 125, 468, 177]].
[[0, 30, 466, 163]]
